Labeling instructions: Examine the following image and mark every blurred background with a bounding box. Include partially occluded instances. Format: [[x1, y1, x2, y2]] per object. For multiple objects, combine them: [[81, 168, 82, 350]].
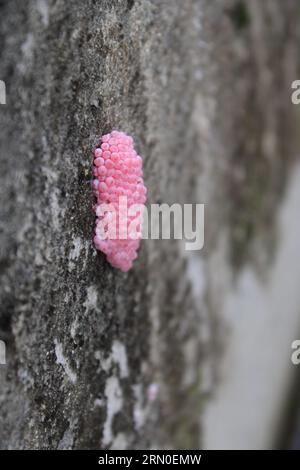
[[0, 0, 300, 450]]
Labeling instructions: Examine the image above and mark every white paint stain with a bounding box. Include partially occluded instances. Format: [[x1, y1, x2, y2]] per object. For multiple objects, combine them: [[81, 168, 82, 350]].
[[84, 286, 99, 313], [147, 383, 159, 402], [18, 33, 35, 75], [110, 432, 127, 450], [21, 33, 35, 61], [111, 341, 129, 379], [95, 341, 129, 379], [69, 237, 84, 260], [98, 341, 130, 446], [68, 237, 90, 271], [94, 398, 103, 408], [50, 190, 61, 230], [54, 339, 77, 384], [70, 317, 78, 339], [36, 0, 49, 27], [102, 376, 123, 446], [57, 427, 74, 450], [133, 384, 146, 431]]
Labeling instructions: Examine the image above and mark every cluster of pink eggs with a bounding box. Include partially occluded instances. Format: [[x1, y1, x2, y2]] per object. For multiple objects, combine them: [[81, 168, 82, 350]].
[[92, 131, 147, 272]]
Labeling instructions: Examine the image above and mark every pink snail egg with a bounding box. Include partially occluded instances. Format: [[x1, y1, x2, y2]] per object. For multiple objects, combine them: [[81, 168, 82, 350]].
[[95, 157, 104, 166], [93, 130, 146, 272], [98, 166, 107, 176], [94, 148, 102, 158], [103, 151, 111, 159], [101, 143, 110, 151]]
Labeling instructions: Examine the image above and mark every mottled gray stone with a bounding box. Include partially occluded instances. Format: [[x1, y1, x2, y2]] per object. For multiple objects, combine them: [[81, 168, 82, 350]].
[[0, 0, 299, 450]]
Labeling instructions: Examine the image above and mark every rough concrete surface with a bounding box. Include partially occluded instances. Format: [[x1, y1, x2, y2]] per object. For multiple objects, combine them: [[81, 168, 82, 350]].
[[0, 0, 299, 449]]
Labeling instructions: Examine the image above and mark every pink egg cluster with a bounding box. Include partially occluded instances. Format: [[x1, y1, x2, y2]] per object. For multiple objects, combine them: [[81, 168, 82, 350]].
[[92, 130, 147, 272]]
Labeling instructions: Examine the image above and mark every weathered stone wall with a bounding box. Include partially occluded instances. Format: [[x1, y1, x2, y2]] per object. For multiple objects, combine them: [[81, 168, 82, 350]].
[[0, 0, 299, 449]]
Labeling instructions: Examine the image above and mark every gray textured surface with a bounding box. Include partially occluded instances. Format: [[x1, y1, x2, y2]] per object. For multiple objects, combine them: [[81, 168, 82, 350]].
[[0, 0, 299, 449]]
